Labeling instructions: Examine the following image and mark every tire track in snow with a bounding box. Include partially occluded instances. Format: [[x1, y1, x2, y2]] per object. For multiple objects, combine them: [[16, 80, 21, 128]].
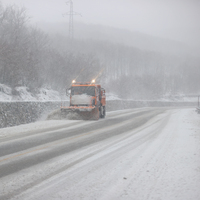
[[0, 109, 164, 178], [0, 108, 166, 199], [0, 108, 156, 157]]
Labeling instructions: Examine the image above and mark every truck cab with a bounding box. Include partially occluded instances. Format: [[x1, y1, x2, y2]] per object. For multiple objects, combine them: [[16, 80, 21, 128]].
[[64, 80, 106, 119]]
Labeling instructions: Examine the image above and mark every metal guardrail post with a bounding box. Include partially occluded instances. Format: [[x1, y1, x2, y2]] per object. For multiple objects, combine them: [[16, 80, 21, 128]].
[[196, 95, 200, 114]]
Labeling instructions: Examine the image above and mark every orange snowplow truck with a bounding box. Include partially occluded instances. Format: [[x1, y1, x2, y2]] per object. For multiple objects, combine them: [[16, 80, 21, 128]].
[[61, 80, 106, 120]]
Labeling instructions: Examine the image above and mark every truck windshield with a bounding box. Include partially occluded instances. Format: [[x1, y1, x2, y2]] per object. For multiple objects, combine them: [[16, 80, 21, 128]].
[[71, 86, 95, 96]]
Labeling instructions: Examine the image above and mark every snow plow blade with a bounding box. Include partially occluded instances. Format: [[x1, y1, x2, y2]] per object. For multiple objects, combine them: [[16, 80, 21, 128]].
[[61, 106, 99, 120]]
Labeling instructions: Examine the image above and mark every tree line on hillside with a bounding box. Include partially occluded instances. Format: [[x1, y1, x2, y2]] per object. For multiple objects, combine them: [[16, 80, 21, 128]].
[[57, 39, 200, 99], [0, 3, 199, 99], [0, 3, 99, 94]]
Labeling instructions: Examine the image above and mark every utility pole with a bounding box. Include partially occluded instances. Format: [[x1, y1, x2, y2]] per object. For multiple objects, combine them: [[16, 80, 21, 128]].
[[65, 0, 81, 40], [69, 0, 73, 39]]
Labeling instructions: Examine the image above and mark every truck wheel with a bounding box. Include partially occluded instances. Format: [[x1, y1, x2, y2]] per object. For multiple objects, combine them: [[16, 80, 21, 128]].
[[100, 106, 104, 118], [103, 106, 106, 118], [100, 106, 105, 118]]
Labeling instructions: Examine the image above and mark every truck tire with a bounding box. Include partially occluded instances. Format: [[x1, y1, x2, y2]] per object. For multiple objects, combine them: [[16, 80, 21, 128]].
[[103, 106, 106, 118], [100, 106, 106, 118]]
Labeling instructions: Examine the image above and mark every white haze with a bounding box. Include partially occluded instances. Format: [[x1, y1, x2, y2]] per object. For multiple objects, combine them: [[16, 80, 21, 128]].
[[1, 0, 200, 49]]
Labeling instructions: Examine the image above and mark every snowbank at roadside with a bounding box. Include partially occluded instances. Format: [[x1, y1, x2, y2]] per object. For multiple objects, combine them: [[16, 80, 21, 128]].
[[160, 93, 198, 102], [0, 84, 12, 101], [0, 84, 66, 102], [106, 93, 121, 100]]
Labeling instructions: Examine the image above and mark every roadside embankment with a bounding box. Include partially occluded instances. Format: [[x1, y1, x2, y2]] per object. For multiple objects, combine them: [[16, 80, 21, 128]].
[[0, 100, 197, 128], [0, 101, 63, 128]]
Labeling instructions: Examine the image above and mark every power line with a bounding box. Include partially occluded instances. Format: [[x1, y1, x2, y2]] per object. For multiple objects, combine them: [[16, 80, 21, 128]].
[[65, 0, 81, 40]]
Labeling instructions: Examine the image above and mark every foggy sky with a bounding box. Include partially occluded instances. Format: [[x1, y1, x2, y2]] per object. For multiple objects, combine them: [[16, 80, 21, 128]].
[[1, 0, 200, 48]]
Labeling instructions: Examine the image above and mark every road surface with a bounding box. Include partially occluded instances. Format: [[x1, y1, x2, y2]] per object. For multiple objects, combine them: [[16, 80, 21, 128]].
[[0, 107, 199, 200]]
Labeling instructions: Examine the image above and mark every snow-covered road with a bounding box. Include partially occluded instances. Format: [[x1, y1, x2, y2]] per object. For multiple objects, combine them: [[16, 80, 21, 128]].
[[0, 108, 199, 200]]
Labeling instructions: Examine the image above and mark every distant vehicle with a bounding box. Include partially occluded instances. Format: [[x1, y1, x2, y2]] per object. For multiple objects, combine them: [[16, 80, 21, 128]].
[[61, 80, 106, 120]]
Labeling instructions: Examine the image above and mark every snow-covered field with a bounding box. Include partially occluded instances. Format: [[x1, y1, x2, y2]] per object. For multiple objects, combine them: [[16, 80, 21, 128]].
[[0, 108, 199, 200]]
